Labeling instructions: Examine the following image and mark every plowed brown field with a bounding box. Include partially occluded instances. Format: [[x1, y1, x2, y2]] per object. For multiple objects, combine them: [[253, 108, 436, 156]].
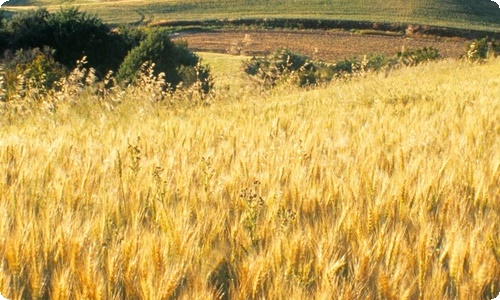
[[172, 29, 469, 62]]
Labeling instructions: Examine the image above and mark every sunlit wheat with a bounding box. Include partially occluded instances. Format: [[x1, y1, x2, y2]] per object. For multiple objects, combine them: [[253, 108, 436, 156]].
[[0, 56, 499, 299]]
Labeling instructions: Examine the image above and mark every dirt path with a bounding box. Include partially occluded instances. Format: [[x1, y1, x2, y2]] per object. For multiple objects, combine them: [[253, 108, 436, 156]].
[[172, 29, 469, 62]]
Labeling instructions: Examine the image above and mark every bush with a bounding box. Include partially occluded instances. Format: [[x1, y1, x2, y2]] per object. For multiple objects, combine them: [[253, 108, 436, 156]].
[[116, 30, 211, 92], [0, 10, 11, 53], [396, 47, 441, 66], [243, 49, 387, 87], [243, 49, 315, 87], [364, 54, 393, 71], [178, 63, 214, 94], [463, 37, 499, 62], [7, 8, 52, 50], [1, 47, 67, 101], [2, 8, 212, 98], [244, 47, 443, 89], [116, 25, 146, 51], [49, 7, 127, 74], [6, 7, 134, 76]]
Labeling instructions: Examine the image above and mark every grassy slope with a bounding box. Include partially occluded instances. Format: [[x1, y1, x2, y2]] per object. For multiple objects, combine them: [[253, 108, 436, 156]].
[[0, 56, 499, 299], [3, 0, 500, 31]]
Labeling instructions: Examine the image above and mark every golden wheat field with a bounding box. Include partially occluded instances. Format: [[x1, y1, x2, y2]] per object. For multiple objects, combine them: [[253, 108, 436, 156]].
[[1, 56, 500, 299]]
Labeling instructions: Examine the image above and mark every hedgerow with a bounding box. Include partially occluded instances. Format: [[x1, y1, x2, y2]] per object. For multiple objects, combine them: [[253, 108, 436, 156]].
[[1, 47, 67, 102], [462, 37, 500, 62], [243, 46, 444, 88], [116, 30, 211, 92], [0, 8, 213, 98], [6, 7, 126, 75]]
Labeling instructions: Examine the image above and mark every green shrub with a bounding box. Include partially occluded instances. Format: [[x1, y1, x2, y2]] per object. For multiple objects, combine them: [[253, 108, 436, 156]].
[[7, 8, 51, 50], [243, 49, 315, 87], [0, 10, 10, 53], [463, 37, 499, 62], [244, 47, 443, 89], [47, 7, 121, 74], [1, 47, 67, 101], [116, 30, 211, 92], [6, 7, 134, 76], [365, 54, 393, 70], [178, 63, 214, 94], [3, 8, 212, 96], [116, 25, 146, 52], [244, 49, 396, 87], [397, 47, 441, 66], [269, 49, 310, 74], [333, 58, 357, 74]]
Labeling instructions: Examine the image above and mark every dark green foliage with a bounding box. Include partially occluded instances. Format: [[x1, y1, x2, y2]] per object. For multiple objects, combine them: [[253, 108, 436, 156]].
[[0, 9, 6, 27], [5, 7, 135, 76], [117, 30, 207, 90], [208, 259, 238, 300], [332, 55, 396, 75], [0, 10, 11, 53], [364, 54, 393, 70], [333, 59, 356, 73], [243, 49, 315, 87], [494, 41, 500, 57], [268, 49, 309, 74], [116, 25, 146, 51], [7, 8, 51, 50], [396, 47, 442, 66], [243, 49, 352, 87], [47, 7, 112, 73], [244, 47, 443, 88], [178, 63, 214, 94], [1, 47, 67, 101], [1, 8, 213, 99], [0, 30, 9, 53], [463, 37, 499, 62]]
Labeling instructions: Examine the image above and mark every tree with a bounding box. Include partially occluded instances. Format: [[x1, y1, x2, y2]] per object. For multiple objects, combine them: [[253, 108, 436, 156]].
[[1, 47, 67, 101], [116, 29, 200, 88], [8, 8, 51, 50], [47, 7, 117, 74], [7, 7, 133, 75], [0, 10, 12, 53]]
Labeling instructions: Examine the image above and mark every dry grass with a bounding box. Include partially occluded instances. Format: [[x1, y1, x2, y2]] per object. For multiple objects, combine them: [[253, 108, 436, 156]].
[[0, 57, 500, 299]]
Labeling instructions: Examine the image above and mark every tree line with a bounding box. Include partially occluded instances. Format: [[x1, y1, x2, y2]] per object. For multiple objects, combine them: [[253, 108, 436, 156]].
[[0, 7, 211, 101]]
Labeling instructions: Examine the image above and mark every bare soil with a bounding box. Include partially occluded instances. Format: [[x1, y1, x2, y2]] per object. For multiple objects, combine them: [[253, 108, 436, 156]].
[[172, 29, 470, 62]]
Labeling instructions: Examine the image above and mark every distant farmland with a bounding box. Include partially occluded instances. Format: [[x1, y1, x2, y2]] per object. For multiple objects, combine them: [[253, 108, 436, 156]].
[[1, 1, 500, 299], [172, 29, 470, 62], [4, 0, 500, 32]]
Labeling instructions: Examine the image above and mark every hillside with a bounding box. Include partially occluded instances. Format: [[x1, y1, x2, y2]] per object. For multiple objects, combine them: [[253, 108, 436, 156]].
[[3, 0, 500, 32]]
